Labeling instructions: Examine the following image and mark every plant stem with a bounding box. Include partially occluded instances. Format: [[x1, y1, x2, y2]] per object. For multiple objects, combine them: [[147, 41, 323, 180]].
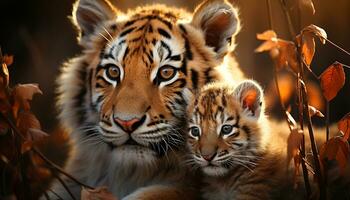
[[322, 37, 350, 57], [265, 0, 274, 29], [0, 112, 94, 190], [279, 0, 296, 38], [326, 102, 330, 141]]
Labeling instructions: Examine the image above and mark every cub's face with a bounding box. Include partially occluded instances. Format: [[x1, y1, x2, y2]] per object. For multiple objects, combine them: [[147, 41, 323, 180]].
[[59, 0, 240, 164], [186, 81, 264, 176]]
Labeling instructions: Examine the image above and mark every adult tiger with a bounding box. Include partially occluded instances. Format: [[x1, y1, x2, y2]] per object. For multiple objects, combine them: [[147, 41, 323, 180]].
[[49, 0, 244, 199]]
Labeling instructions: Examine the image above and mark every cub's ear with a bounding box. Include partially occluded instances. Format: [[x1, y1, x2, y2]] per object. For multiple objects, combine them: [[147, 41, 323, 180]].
[[72, 0, 118, 46], [234, 80, 264, 119], [191, 0, 240, 58]]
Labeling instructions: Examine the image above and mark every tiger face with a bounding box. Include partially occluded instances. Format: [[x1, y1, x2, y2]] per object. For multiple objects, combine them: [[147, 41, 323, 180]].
[[186, 80, 266, 176], [58, 0, 241, 164]]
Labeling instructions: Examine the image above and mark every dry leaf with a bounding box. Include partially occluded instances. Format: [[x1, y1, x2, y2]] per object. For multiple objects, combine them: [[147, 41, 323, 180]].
[[12, 84, 43, 117], [287, 128, 304, 163], [3, 55, 14, 66], [308, 105, 324, 118], [27, 128, 48, 142], [81, 186, 118, 200], [320, 137, 350, 173], [286, 111, 297, 129], [300, 33, 315, 66], [256, 30, 277, 41], [302, 24, 327, 44], [16, 111, 41, 137], [319, 62, 345, 101], [338, 113, 350, 141], [21, 141, 33, 154], [299, 0, 315, 15], [277, 40, 299, 73]]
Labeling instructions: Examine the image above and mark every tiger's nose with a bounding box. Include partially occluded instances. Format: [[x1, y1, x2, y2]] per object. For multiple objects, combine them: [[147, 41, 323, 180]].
[[202, 152, 217, 162], [114, 116, 145, 133]]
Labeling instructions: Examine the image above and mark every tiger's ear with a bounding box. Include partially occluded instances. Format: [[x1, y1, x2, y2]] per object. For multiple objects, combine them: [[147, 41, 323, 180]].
[[234, 80, 264, 120], [191, 0, 240, 58], [72, 0, 118, 46]]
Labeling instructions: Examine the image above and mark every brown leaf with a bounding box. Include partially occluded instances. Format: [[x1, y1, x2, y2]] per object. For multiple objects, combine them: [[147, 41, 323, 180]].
[[320, 137, 350, 173], [302, 24, 327, 44], [21, 141, 33, 154], [308, 105, 324, 118], [299, 0, 315, 15], [81, 187, 118, 200], [319, 62, 345, 101], [27, 128, 48, 142], [12, 84, 43, 117], [300, 33, 315, 66], [338, 113, 350, 141], [16, 111, 41, 138], [287, 128, 304, 163], [277, 40, 299, 73], [3, 55, 14, 66]]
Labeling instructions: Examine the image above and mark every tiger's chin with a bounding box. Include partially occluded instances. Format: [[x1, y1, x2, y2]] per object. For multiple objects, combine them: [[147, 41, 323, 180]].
[[111, 144, 158, 166], [202, 165, 229, 177]]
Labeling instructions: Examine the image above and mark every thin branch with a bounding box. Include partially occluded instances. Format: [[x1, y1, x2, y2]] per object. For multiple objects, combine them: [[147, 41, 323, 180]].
[[322, 36, 350, 57], [279, 0, 296, 38], [0, 112, 94, 190], [53, 173, 77, 200], [326, 102, 330, 141], [266, 0, 274, 29]]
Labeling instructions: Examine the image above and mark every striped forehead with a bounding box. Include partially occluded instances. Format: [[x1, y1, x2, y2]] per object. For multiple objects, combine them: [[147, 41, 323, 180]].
[[101, 19, 184, 66]]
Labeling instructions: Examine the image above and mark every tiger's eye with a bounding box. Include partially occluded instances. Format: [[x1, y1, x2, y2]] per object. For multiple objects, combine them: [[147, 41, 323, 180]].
[[190, 127, 200, 137], [159, 66, 175, 81], [221, 125, 233, 135], [106, 64, 120, 80]]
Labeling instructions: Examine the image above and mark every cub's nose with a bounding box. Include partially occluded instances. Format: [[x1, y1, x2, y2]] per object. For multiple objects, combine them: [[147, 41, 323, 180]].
[[202, 152, 217, 162], [114, 116, 145, 133]]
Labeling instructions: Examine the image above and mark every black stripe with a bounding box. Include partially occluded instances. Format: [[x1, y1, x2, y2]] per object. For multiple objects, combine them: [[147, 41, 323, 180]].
[[179, 24, 187, 34], [158, 28, 171, 39], [204, 68, 212, 84], [170, 55, 181, 61], [191, 69, 198, 90], [120, 27, 136, 37], [179, 57, 187, 75], [160, 41, 172, 59], [184, 37, 193, 60], [123, 47, 129, 61]]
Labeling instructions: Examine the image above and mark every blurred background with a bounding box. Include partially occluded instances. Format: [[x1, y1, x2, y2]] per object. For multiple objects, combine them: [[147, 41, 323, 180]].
[[1, 0, 350, 132]]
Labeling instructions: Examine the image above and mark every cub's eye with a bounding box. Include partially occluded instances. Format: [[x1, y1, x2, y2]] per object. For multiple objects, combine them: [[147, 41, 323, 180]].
[[158, 66, 176, 81], [106, 64, 120, 80], [221, 125, 233, 135], [189, 126, 201, 138]]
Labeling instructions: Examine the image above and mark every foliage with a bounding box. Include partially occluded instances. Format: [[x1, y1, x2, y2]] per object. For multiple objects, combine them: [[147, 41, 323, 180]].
[[257, 0, 350, 199]]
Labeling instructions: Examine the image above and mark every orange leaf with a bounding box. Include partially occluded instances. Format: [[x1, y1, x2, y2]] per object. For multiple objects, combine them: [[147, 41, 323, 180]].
[[299, 0, 315, 15], [320, 137, 349, 173], [256, 30, 277, 41], [308, 105, 324, 118], [302, 24, 327, 44], [319, 62, 345, 101], [81, 187, 118, 200], [277, 40, 299, 73], [12, 84, 43, 117], [16, 111, 41, 138], [21, 141, 33, 154], [338, 113, 350, 141], [300, 33, 315, 66], [255, 40, 278, 53]]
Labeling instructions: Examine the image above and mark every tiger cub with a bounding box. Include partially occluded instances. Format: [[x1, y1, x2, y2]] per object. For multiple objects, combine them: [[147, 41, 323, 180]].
[[186, 80, 305, 200]]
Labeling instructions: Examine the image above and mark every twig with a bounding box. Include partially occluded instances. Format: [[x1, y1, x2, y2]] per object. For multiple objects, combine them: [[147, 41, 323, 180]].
[[53, 173, 77, 200], [326, 102, 330, 141], [321, 36, 350, 57], [279, 0, 296, 38], [265, 0, 274, 29], [0, 112, 94, 190]]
